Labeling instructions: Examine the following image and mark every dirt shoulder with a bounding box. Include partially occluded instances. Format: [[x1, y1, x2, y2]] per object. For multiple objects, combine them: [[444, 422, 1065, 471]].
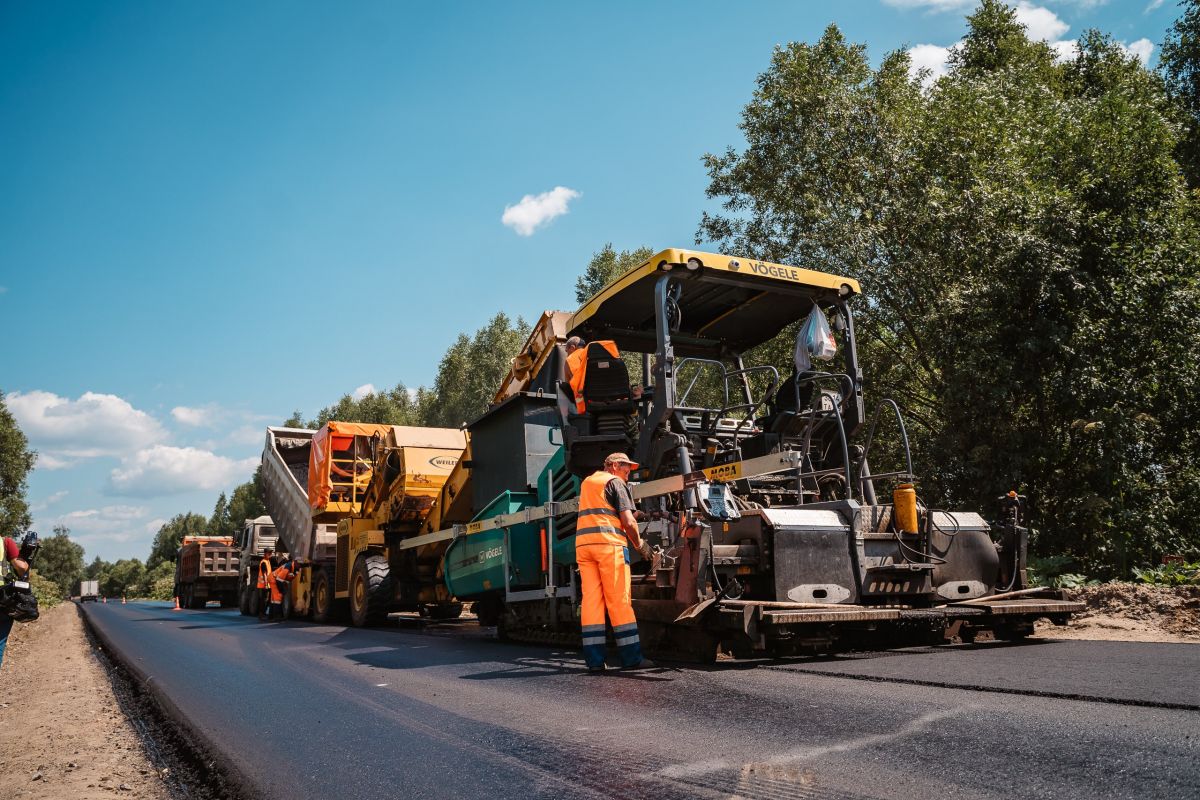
[[0, 602, 170, 800], [1035, 582, 1200, 643]]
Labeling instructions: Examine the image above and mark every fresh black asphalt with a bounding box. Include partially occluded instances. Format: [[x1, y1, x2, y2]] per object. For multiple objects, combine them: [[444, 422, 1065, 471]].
[[81, 601, 1200, 800]]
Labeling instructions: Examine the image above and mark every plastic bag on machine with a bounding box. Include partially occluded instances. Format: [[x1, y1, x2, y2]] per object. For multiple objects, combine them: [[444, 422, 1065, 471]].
[[801, 303, 838, 362], [794, 304, 837, 372]]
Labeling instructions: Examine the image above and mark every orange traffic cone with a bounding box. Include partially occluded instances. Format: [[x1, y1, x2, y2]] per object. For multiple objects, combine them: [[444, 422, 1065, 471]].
[[122, 596, 126, 604], [102, 596, 107, 603], [173, 596, 182, 611]]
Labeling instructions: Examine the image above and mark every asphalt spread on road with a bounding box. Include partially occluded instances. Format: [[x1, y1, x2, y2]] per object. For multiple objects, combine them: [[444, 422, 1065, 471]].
[[82, 602, 1200, 800]]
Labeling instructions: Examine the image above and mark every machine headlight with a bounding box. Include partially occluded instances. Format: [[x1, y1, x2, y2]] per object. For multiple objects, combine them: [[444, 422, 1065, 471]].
[[686, 258, 702, 271]]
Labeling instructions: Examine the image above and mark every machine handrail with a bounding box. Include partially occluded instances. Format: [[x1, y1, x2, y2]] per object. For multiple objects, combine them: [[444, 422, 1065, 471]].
[[856, 398, 915, 502]]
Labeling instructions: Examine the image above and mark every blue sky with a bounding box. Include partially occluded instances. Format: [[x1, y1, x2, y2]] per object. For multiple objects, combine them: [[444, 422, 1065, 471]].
[[0, 0, 1178, 561]]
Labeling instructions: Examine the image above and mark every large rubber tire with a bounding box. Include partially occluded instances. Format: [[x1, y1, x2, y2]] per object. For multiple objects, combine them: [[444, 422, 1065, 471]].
[[238, 585, 251, 616], [349, 553, 393, 627], [248, 587, 261, 617], [311, 567, 348, 624], [281, 589, 293, 621]]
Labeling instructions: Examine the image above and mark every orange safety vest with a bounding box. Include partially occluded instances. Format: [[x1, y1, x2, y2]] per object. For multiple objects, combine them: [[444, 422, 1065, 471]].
[[257, 557, 272, 590], [270, 563, 293, 604], [575, 471, 628, 549], [567, 341, 620, 414]]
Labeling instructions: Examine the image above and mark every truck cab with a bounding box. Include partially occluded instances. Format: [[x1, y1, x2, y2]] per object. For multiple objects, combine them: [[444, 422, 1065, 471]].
[[236, 516, 278, 617]]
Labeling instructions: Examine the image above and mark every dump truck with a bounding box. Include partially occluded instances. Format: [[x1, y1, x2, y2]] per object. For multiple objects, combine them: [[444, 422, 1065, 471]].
[[236, 516, 278, 616], [79, 579, 99, 602], [260, 423, 466, 623], [400, 248, 1082, 660], [174, 535, 240, 609]]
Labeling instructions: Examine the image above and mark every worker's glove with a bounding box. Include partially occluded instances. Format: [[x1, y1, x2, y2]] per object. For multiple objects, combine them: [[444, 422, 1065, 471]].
[[637, 540, 653, 562]]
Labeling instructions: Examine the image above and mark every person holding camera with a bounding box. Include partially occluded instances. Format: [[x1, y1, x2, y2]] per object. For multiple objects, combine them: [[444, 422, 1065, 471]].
[[0, 534, 34, 667]]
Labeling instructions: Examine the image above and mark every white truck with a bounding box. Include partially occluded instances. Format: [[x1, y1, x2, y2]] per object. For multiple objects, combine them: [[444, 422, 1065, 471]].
[[236, 515, 279, 616], [79, 579, 100, 603]]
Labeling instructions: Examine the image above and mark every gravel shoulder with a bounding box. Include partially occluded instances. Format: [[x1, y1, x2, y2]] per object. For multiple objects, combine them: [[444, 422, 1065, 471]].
[[1035, 582, 1200, 643], [0, 602, 170, 800]]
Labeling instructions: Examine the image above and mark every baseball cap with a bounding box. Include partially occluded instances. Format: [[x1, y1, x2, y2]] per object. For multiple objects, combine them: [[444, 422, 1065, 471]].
[[605, 452, 640, 469]]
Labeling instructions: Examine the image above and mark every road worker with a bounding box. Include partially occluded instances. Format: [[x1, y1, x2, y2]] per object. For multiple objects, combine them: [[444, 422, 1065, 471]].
[[564, 337, 622, 415], [256, 548, 274, 620], [268, 557, 298, 621], [576, 453, 653, 672], [0, 535, 32, 667]]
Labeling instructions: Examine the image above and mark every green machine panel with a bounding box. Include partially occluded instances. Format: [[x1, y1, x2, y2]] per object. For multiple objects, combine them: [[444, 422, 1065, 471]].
[[443, 492, 543, 599]]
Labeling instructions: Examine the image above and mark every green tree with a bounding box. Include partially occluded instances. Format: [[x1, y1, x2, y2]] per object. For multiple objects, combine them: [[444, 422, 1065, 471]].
[[146, 512, 207, 569], [424, 312, 531, 428], [311, 382, 430, 428], [99, 558, 146, 597], [574, 244, 655, 305], [282, 410, 308, 429], [1161, 0, 1200, 187], [84, 556, 110, 580], [208, 492, 232, 538], [698, 1, 1200, 575], [226, 467, 268, 530], [37, 525, 85, 596], [0, 390, 37, 534]]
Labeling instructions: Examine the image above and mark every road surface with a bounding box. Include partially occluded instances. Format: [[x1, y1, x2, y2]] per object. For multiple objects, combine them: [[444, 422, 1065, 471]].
[[81, 601, 1200, 800]]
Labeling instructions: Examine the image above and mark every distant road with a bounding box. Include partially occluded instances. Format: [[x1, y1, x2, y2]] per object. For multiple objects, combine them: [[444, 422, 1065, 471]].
[[82, 602, 1200, 800]]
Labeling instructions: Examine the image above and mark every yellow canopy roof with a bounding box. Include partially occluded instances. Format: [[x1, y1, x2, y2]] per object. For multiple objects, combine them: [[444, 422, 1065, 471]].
[[567, 248, 860, 357]]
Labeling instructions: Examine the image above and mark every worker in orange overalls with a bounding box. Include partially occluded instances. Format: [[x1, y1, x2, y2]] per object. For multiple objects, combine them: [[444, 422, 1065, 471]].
[[268, 557, 298, 621], [256, 548, 274, 620], [564, 337, 621, 415], [576, 452, 653, 672]]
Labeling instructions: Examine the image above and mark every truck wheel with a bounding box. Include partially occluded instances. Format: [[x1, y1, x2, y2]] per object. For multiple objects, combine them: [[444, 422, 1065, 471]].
[[239, 586, 251, 616], [312, 568, 347, 623], [349, 553, 392, 627], [281, 590, 293, 621], [248, 587, 260, 617]]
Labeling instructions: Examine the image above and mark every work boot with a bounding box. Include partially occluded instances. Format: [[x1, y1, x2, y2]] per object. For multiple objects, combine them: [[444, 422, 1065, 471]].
[[586, 663, 607, 674], [620, 658, 657, 671]]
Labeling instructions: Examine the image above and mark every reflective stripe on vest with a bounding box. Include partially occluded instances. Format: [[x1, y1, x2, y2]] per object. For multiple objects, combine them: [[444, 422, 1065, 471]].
[[575, 471, 626, 548]]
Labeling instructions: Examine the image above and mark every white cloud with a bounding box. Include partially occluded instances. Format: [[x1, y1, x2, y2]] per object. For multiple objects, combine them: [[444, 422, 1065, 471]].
[[1052, 39, 1080, 61], [143, 518, 168, 535], [1145, 0, 1164, 10], [501, 186, 580, 236], [1122, 37, 1154, 65], [908, 43, 955, 85], [108, 445, 258, 497], [52, 505, 151, 545], [0, 286, 7, 294], [8, 390, 166, 460], [36, 454, 78, 471], [29, 490, 69, 513], [1014, 2, 1069, 42], [171, 405, 216, 427], [352, 383, 376, 400]]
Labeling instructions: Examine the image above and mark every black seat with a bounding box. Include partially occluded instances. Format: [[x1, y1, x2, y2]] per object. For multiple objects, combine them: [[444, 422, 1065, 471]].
[[562, 343, 635, 476], [580, 343, 633, 411]]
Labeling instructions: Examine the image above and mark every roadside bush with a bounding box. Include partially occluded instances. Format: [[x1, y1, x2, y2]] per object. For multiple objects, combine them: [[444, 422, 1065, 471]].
[[145, 575, 175, 601], [28, 570, 63, 609], [1132, 562, 1200, 586]]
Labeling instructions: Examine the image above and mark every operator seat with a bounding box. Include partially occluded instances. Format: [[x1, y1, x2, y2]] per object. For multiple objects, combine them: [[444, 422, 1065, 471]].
[[561, 342, 635, 476]]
